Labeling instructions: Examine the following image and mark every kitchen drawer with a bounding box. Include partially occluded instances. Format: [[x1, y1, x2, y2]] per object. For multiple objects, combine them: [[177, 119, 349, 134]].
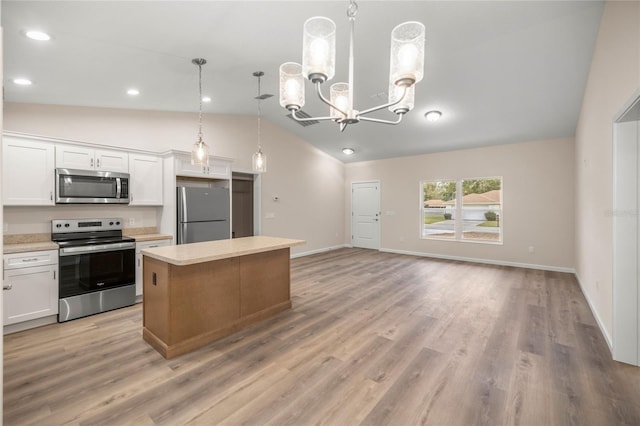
[[4, 250, 58, 269]]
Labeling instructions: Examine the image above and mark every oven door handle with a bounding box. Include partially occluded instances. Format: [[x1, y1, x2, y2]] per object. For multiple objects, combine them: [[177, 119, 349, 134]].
[[59, 242, 136, 256]]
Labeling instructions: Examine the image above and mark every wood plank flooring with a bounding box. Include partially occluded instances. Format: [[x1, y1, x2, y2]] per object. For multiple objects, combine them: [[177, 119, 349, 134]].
[[5, 248, 640, 425]]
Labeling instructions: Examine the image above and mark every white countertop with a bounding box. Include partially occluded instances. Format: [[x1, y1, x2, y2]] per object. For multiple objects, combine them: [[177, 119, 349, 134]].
[[4, 241, 59, 254], [141, 235, 305, 266]]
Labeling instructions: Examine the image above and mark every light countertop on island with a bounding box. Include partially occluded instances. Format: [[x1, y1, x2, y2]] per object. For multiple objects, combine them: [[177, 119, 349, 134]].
[[141, 235, 305, 266]]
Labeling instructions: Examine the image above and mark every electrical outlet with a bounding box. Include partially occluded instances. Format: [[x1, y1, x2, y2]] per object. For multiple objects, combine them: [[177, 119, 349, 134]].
[[265, 212, 275, 219], [129, 218, 135, 226], [528, 246, 535, 253]]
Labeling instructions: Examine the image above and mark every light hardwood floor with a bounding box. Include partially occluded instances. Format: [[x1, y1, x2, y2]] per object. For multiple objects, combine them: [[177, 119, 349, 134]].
[[4, 248, 640, 425]]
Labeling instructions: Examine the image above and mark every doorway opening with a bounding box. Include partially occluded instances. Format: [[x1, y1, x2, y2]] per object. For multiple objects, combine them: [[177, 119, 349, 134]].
[[613, 89, 640, 365], [232, 172, 259, 238]]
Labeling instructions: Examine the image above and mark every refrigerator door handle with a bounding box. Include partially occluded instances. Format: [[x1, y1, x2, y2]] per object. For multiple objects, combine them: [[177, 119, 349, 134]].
[[178, 223, 187, 245], [178, 187, 188, 223]]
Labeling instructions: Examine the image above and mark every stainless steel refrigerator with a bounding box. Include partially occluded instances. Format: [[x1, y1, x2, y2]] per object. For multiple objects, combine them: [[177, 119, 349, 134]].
[[177, 187, 230, 244]]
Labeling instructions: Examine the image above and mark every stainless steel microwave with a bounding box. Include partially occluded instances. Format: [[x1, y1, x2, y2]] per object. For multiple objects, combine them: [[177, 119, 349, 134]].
[[55, 168, 130, 204]]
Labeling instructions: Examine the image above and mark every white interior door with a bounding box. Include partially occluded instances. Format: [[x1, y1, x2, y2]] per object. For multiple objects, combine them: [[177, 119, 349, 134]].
[[613, 90, 640, 365], [351, 181, 380, 249]]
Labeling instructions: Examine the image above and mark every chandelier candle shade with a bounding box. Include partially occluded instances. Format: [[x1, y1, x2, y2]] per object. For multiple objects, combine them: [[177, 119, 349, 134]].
[[191, 58, 210, 166], [279, 0, 425, 132]]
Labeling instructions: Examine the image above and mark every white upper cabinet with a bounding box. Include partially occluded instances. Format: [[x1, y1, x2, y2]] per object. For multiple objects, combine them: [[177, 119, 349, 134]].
[[175, 155, 231, 180], [56, 144, 129, 172], [129, 154, 163, 206], [3, 137, 55, 206]]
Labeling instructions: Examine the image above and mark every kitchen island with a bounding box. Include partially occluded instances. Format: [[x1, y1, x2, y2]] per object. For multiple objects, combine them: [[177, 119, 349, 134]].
[[141, 235, 305, 359]]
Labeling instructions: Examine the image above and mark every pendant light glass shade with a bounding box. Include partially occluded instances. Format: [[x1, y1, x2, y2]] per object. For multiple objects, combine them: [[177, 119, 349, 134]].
[[192, 138, 209, 166], [279, 62, 305, 110], [191, 58, 210, 166], [252, 149, 267, 173], [302, 17, 336, 83], [389, 21, 425, 86]]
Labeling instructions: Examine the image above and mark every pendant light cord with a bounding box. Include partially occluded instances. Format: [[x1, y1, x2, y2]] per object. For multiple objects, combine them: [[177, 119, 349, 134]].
[[257, 74, 262, 151], [198, 62, 203, 142]]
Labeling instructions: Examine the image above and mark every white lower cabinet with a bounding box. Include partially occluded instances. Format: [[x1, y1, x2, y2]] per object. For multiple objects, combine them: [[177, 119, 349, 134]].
[[135, 240, 171, 297], [3, 250, 59, 325]]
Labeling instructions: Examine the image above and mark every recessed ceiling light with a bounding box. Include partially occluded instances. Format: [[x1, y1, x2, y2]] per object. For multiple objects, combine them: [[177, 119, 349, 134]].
[[13, 78, 33, 86], [202, 96, 212, 103], [127, 88, 140, 96], [342, 148, 355, 155], [25, 30, 51, 41], [424, 110, 442, 122]]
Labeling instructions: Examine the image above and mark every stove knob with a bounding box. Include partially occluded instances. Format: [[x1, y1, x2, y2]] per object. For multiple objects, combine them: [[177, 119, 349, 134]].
[[56, 224, 62, 228], [64, 223, 70, 228], [116, 221, 120, 225], [109, 222, 114, 226]]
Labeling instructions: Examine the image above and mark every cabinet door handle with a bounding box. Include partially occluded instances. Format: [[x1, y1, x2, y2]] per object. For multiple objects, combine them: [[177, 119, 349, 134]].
[[97, 158, 101, 168], [21, 258, 39, 263], [138, 258, 140, 267], [50, 191, 53, 201], [3, 283, 12, 291], [53, 271, 56, 280]]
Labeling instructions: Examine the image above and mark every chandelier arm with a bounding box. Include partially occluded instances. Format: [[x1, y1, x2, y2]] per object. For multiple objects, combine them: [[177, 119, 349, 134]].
[[290, 108, 335, 122], [358, 114, 404, 125], [358, 85, 408, 116], [315, 81, 348, 117]]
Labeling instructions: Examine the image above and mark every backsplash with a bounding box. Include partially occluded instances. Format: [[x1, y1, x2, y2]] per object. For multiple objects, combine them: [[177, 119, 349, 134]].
[[3, 205, 159, 235]]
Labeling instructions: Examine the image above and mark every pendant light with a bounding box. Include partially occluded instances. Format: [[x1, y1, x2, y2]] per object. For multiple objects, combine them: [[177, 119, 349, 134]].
[[252, 71, 269, 173], [191, 58, 210, 166]]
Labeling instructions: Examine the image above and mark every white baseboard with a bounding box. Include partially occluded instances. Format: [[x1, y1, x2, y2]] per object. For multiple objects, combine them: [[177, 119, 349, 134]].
[[291, 244, 351, 259], [574, 272, 613, 352], [379, 247, 576, 274]]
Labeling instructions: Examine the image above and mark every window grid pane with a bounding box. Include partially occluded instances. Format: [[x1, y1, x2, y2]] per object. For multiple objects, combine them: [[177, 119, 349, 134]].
[[461, 178, 502, 242], [422, 180, 456, 239]]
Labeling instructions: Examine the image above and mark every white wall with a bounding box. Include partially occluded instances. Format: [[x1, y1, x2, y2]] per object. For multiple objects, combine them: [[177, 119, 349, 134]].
[[574, 0, 640, 344], [345, 137, 575, 270], [3, 103, 345, 256]]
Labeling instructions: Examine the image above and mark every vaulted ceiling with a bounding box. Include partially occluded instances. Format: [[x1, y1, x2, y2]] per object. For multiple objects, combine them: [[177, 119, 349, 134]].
[[3, 1, 604, 162]]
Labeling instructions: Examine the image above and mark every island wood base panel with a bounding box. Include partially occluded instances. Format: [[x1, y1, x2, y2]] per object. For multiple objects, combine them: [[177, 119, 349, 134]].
[[143, 300, 291, 359], [142, 248, 291, 359]]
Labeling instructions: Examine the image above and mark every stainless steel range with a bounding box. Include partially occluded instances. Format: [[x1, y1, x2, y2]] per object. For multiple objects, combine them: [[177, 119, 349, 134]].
[[51, 218, 136, 322]]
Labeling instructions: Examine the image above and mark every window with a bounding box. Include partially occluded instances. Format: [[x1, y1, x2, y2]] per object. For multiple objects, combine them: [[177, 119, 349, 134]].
[[421, 177, 502, 243]]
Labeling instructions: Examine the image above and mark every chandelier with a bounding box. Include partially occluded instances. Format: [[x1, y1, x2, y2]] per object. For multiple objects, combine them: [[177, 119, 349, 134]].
[[279, 0, 425, 132], [191, 58, 210, 166]]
